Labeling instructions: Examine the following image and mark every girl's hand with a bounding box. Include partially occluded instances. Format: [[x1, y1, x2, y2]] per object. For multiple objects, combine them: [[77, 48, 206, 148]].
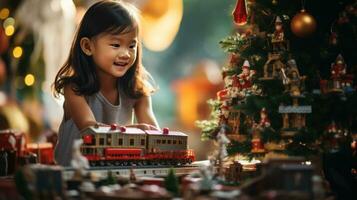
[[126, 123, 160, 131]]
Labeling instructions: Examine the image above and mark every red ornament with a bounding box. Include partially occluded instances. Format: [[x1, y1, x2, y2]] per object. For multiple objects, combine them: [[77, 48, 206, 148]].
[[110, 123, 118, 130], [233, 0, 248, 25], [119, 126, 126, 132], [163, 127, 169, 135]]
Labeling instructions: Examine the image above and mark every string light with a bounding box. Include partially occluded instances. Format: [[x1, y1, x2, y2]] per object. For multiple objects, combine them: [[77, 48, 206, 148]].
[[3, 17, 15, 29], [0, 8, 10, 20], [13, 46, 23, 58], [5, 25, 14, 36], [24, 74, 35, 86]]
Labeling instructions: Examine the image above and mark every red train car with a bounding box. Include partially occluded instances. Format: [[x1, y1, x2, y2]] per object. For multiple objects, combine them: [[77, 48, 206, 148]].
[[80, 125, 195, 166]]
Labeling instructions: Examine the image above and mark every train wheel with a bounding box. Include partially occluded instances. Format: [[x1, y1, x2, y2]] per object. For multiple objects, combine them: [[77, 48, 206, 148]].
[[90, 161, 96, 167], [142, 161, 147, 166], [100, 161, 105, 166], [123, 161, 128, 166], [114, 161, 120, 166]]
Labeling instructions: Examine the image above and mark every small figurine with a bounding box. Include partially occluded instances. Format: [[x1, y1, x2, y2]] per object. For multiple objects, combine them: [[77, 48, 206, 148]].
[[259, 108, 271, 128], [216, 126, 230, 178], [270, 16, 287, 52], [262, 53, 285, 79], [217, 126, 230, 160], [238, 60, 256, 89], [331, 54, 346, 80], [219, 100, 230, 124], [282, 59, 306, 96], [251, 122, 265, 153], [329, 54, 347, 92], [71, 139, 89, 178]]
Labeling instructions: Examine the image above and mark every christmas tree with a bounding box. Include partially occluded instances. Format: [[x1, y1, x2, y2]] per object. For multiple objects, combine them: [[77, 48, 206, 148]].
[[196, 0, 357, 159]]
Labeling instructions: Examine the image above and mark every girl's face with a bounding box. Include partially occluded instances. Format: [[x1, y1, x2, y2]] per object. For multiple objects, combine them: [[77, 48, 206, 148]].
[[89, 30, 138, 78]]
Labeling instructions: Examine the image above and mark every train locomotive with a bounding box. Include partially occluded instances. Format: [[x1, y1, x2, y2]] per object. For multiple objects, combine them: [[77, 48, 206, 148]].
[[80, 125, 195, 166]]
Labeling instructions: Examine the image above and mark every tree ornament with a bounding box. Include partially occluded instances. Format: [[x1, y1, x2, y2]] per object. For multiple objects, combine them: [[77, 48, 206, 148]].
[[272, 0, 278, 5], [233, 0, 248, 25], [290, 9, 317, 37]]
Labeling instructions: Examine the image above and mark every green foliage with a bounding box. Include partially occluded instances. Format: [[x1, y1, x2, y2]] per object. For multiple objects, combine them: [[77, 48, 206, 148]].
[[164, 168, 179, 197], [197, 0, 357, 158], [196, 99, 221, 140]]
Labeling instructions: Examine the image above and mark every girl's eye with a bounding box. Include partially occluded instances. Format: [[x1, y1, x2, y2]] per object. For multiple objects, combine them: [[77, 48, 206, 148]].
[[111, 44, 120, 48], [129, 44, 137, 49]]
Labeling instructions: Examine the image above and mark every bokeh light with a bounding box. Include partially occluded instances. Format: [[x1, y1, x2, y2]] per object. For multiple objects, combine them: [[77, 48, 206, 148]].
[[24, 74, 35, 86], [5, 25, 14, 36], [0, 8, 10, 20], [13, 46, 23, 58]]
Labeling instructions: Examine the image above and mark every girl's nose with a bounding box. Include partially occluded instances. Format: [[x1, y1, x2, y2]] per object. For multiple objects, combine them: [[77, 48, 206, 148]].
[[118, 49, 130, 59]]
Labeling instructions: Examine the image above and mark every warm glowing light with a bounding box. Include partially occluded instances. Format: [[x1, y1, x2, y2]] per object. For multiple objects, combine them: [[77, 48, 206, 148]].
[[0, 8, 10, 20], [3, 17, 15, 28], [5, 25, 14, 36], [24, 74, 35, 86], [27, 142, 53, 149], [303, 16, 312, 23], [13, 46, 23, 58], [141, 0, 183, 51]]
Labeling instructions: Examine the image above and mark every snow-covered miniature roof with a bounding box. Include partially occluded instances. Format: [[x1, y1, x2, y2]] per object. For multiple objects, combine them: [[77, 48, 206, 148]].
[[145, 130, 187, 137], [80, 125, 145, 135], [278, 105, 312, 113]]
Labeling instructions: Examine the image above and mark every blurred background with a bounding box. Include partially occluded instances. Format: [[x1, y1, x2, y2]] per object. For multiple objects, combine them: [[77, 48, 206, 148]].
[[0, 0, 237, 160]]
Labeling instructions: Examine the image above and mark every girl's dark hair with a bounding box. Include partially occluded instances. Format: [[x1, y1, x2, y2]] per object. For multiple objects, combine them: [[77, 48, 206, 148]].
[[53, 0, 154, 98]]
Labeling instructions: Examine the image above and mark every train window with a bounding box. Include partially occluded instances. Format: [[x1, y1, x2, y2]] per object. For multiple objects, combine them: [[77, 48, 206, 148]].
[[157, 139, 161, 144], [130, 139, 134, 146], [173, 140, 177, 144], [168, 140, 171, 144], [141, 139, 145, 146], [107, 135, 112, 145], [99, 138, 105, 145], [118, 138, 123, 145], [179, 140, 182, 144], [162, 140, 166, 144]]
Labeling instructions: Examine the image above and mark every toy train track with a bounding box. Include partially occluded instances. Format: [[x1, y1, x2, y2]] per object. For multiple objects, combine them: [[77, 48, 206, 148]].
[[63, 161, 207, 180]]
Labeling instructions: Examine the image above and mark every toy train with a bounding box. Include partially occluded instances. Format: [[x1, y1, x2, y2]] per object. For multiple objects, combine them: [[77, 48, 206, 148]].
[[0, 129, 55, 176], [80, 124, 195, 166]]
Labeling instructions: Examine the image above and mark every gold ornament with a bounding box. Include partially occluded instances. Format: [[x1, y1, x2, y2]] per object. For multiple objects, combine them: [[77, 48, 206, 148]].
[[290, 9, 316, 37]]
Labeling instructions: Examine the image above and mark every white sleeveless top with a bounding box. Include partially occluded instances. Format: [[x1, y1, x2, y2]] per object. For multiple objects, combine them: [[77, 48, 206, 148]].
[[54, 85, 137, 166]]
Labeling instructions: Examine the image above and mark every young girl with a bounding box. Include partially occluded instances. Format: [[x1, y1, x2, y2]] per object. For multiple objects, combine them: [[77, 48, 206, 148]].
[[53, 0, 159, 166]]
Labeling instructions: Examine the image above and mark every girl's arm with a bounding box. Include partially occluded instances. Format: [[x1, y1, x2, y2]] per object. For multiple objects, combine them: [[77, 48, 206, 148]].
[[133, 95, 160, 130], [63, 85, 98, 130]]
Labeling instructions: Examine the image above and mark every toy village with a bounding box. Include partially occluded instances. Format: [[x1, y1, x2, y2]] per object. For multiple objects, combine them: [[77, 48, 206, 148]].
[[0, 0, 357, 199]]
